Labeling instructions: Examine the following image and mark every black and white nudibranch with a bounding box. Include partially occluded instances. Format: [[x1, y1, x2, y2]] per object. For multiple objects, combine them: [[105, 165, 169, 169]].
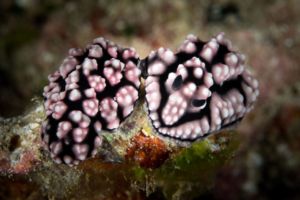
[[144, 33, 259, 141], [42, 37, 141, 165]]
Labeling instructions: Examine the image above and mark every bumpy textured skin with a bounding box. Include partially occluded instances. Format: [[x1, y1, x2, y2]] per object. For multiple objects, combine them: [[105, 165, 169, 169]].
[[42, 38, 141, 165], [144, 33, 259, 141]]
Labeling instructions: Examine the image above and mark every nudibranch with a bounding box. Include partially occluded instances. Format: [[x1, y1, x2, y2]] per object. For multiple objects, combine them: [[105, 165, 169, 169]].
[[41, 33, 259, 165], [143, 33, 259, 141], [42, 38, 141, 165]]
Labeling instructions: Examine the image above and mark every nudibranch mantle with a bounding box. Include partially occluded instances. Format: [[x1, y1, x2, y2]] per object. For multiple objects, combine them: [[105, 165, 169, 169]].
[[143, 33, 259, 141], [42, 38, 141, 165]]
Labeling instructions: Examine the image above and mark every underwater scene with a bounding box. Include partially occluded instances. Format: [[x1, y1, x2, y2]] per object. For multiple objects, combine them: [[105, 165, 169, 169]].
[[0, 0, 299, 199]]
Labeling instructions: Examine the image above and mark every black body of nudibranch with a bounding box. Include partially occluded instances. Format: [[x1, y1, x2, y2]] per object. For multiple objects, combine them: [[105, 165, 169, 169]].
[[144, 33, 259, 141], [42, 37, 141, 165]]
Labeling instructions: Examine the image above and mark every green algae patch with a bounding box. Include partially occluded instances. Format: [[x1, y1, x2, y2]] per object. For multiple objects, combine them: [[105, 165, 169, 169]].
[[157, 131, 239, 178], [132, 166, 147, 182], [153, 131, 240, 199]]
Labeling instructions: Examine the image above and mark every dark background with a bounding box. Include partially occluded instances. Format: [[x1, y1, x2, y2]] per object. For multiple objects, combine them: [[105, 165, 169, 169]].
[[0, 0, 299, 199]]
